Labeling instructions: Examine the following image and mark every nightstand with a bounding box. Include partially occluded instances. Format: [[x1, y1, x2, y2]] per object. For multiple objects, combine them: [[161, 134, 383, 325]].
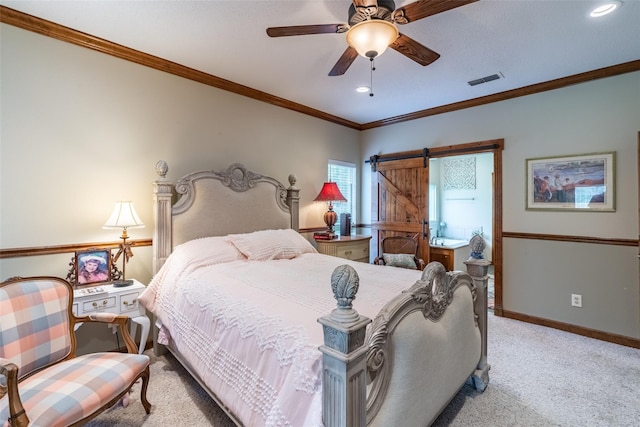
[[315, 235, 372, 263], [73, 279, 150, 354]]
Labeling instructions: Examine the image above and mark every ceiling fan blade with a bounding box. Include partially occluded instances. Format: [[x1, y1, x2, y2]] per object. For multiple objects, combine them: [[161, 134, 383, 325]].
[[390, 33, 440, 66], [266, 24, 345, 37], [328, 47, 359, 76], [394, 0, 478, 24]]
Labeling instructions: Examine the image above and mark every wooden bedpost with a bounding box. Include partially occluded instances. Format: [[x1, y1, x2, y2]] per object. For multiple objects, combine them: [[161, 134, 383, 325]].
[[464, 234, 491, 391], [286, 174, 299, 231], [318, 265, 371, 427], [153, 160, 173, 274]]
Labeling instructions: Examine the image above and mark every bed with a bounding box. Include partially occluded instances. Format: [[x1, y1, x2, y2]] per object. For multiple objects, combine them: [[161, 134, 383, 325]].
[[141, 161, 490, 427]]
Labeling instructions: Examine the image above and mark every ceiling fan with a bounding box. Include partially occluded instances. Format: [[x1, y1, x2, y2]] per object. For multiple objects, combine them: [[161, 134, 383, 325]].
[[266, 0, 477, 76]]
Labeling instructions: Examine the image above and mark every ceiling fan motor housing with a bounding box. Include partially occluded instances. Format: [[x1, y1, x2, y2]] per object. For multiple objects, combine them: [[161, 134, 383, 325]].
[[348, 0, 396, 25]]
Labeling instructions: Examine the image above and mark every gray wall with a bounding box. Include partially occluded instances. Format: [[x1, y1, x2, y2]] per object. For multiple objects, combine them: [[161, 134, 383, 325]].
[[360, 71, 640, 339], [0, 23, 360, 284], [0, 23, 360, 352]]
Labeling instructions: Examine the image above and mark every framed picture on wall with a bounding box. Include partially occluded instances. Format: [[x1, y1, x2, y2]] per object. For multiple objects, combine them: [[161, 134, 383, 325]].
[[70, 249, 114, 286], [526, 152, 615, 211]]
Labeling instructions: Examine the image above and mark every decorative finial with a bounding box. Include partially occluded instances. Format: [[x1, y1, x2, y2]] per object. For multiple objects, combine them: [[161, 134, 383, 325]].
[[329, 265, 361, 323], [155, 160, 168, 178], [288, 174, 297, 188], [469, 234, 486, 259]]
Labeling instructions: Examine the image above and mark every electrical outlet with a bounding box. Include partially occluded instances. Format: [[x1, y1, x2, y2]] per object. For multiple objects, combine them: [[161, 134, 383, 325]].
[[571, 294, 582, 307]]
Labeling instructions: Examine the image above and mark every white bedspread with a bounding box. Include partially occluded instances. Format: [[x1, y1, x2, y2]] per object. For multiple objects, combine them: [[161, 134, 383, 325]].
[[140, 239, 422, 427]]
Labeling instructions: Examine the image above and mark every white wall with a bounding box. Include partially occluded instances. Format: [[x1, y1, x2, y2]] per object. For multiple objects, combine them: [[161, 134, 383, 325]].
[[0, 23, 360, 286], [360, 71, 640, 339]]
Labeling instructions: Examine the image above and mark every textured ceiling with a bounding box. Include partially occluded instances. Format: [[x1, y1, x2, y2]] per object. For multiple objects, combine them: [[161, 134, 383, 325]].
[[2, 0, 639, 125]]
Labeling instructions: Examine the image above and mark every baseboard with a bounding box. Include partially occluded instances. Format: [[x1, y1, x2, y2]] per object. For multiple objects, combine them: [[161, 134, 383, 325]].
[[500, 309, 640, 349]]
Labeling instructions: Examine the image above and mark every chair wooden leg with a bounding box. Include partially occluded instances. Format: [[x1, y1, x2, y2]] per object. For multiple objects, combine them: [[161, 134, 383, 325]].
[[139, 366, 152, 414], [2, 362, 30, 427]]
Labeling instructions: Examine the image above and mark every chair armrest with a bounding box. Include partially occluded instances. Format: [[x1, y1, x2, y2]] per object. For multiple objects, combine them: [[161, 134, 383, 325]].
[[0, 359, 30, 427], [74, 314, 139, 354]]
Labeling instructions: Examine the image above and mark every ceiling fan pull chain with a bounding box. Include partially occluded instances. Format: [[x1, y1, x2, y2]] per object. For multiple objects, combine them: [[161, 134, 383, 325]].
[[370, 57, 375, 97]]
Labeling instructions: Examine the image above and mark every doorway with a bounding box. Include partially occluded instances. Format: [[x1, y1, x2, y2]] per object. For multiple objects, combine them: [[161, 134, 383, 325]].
[[369, 139, 504, 315]]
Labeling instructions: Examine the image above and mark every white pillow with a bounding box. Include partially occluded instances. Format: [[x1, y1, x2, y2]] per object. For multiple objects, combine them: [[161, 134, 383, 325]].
[[172, 236, 246, 265], [226, 229, 317, 261]]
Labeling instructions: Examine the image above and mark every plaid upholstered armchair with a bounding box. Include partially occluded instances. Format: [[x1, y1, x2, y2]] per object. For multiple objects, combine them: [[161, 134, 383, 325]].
[[0, 276, 151, 427]]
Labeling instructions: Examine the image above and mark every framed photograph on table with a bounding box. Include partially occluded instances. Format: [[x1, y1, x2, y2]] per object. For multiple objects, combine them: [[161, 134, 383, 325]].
[[71, 249, 113, 286], [526, 152, 615, 211]]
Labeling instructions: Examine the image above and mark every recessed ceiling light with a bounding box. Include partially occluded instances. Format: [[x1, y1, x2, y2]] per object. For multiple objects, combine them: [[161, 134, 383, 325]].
[[590, 1, 622, 17], [356, 86, 370, 93]]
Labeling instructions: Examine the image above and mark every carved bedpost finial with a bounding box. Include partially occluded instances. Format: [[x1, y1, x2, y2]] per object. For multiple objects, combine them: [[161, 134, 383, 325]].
[[155, 160, 168, 179], [288, 174, 297, 189], [469, 234, 486, 259], [330, 265, 360, 323]]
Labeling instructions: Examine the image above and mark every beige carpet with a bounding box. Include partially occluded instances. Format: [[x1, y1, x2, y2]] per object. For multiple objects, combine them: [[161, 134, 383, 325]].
[[88, 313, 640, 426], [87, 352, 236, 427], [487, 273, 495, 310]]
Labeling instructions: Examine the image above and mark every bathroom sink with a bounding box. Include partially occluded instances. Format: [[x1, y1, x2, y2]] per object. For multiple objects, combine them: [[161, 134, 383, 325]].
[[430, 238, 469, 249]]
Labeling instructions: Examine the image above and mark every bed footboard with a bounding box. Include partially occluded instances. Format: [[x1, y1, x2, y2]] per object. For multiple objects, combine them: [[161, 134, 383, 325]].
[[318, 261, 490, 427]]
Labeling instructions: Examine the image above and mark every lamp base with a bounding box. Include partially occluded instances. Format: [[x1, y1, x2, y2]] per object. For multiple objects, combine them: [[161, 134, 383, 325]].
[[112, 279, 134, 287]]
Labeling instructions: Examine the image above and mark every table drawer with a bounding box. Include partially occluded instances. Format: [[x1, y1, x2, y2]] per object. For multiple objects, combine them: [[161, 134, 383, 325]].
[[336, 243, 369, 261], [82, 296, 117, 313], [120, 290, 142, 314]]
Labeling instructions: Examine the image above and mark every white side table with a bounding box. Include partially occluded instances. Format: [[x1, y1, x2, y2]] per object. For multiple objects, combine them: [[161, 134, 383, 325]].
[[73, 279, 150, 354]]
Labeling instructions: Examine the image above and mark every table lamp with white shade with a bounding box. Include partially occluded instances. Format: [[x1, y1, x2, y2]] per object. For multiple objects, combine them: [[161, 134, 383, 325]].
[[103, 201, 144, 287]]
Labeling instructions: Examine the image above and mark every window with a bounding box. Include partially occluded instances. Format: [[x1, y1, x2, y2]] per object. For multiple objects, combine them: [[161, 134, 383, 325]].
[[429, 184, 437, 222], [328, 160, 357, 233]]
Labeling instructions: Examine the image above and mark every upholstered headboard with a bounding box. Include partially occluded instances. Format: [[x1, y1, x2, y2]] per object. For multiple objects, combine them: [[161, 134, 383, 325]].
[[152, 161, 299, 273]]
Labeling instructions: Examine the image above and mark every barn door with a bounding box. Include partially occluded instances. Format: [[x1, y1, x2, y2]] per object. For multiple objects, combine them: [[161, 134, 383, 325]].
[[371, 153, 430, 264]]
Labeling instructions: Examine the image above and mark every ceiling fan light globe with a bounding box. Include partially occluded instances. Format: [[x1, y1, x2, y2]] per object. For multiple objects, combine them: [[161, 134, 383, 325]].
[[346, 20, 398, 59]]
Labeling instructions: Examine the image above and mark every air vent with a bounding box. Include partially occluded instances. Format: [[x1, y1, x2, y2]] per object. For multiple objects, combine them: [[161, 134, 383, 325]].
[[468, 73, 502, 86]]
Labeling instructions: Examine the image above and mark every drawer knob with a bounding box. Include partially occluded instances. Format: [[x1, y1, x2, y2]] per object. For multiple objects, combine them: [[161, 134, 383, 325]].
[[92, 300, 108, 309]]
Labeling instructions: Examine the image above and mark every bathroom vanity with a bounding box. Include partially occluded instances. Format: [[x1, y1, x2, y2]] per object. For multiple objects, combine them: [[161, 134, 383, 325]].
[[429, 239, 469, 272]]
